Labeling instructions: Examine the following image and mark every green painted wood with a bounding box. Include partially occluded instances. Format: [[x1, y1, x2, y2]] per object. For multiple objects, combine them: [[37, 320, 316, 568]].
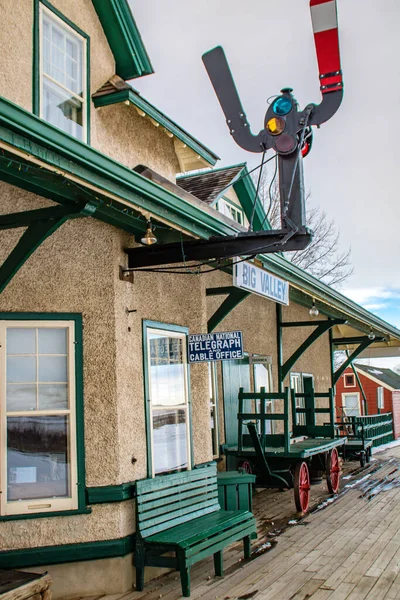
[[138, 477, 217, 505], [184, 520, 254, 557], [333, 338, 376, 384], [86, 481, 136, 504], [138, 488, 217, 514], [0, 535, 135, 569], [281, 319, 345, 380], [147, 510, 253, 546], [91, 0, 153, 80], [208, 288, 250, 332], [139, 498, 219, 531], [222, 357, 250, 448], [0, 204, 91, 294]]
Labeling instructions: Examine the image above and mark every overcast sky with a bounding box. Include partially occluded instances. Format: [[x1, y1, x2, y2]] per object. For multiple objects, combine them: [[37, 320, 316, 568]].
[[131, 0, 400, 354]]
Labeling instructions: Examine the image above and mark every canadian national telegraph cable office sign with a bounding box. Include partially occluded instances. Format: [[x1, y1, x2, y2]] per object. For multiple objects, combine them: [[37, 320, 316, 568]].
[[234, 260, 289, 306], [188, 331, 243, 363]]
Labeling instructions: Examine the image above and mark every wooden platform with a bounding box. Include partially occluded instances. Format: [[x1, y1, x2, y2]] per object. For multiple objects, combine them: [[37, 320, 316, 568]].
[[93, 444, 400, 600]]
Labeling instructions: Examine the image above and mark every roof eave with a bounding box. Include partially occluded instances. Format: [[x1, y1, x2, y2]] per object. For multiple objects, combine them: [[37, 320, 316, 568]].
[[91, 0, 153, 80]]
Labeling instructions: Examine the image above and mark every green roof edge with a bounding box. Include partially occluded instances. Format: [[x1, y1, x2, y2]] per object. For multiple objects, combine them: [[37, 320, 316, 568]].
[[92, 88, 219, 167], [91, 0, 153, 80]]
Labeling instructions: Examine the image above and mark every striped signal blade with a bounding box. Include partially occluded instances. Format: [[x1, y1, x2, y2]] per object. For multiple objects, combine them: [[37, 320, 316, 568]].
[[310, 0, 343, 94]]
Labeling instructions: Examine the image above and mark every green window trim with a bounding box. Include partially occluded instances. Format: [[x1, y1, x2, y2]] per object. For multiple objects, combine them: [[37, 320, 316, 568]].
[[33, 0, 91, 144], [142, 320, 193, 478], [0, 312, 86, 519]]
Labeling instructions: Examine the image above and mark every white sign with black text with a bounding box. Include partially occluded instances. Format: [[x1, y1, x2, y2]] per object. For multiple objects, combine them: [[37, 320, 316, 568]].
[[233, 260, 289, 306]]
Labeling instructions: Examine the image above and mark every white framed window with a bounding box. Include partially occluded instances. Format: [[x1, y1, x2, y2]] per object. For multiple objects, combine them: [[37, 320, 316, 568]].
[[218, 198, 245, 226], [209, 363, 219, 458], [145, 325, 191, 477], [253, 358, 273, 434], [0, 320, 78, 516], [342, 392, 361, 417], [344, 373, 356, 388], [39, 3, 88, 141], [377, 387, 384, 410]]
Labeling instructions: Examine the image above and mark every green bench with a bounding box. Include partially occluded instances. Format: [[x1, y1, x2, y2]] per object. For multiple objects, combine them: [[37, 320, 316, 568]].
[[134, 463, 257, 597]]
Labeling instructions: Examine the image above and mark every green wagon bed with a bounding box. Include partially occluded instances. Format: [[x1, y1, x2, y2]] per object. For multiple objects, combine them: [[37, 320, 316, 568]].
[[222, 382, 347, 513]]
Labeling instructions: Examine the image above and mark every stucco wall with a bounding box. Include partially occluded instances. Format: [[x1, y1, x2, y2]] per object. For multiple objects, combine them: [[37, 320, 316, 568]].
[[0, 0, 181, 181]]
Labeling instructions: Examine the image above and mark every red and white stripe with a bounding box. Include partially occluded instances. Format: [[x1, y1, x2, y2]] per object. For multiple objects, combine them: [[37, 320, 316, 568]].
[[310, 0, 342, 94]]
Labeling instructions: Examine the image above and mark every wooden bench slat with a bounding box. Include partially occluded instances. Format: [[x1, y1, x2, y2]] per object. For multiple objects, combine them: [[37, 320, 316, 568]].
[[137, 475, 217, 503], [141, 503, 219, 538], [136, 467, 215, 494], [146, 509, 252, 546], [138, 489, 219, 518], [185, 520, 256, 561], [137, 480, 217, 508]]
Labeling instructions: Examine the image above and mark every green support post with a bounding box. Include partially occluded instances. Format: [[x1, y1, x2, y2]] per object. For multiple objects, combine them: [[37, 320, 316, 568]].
[[276, 304, 283, 392], [206, 286, 250, 332], [332, 337, 383, 384]]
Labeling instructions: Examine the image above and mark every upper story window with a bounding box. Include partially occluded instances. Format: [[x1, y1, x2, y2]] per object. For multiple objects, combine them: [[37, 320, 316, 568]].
[[344, 373, 356, 388], [38, 3, 89, 142], [218, 198, 245, 226]]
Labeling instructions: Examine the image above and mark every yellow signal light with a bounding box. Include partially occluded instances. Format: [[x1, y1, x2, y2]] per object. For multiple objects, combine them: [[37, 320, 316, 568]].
[[266, 117, 285, 136]]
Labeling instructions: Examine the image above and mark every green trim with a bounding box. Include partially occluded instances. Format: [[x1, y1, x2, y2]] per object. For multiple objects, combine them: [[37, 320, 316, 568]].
[[86, 482, 136, 504], [333, 338, 376, 385], [92, 89, 218, 167], [0, 535, 134, 569], [276, 304, 283, 393], [1, 96, 400, 345], [233, 165, 270, 232], [0, 313, 86, 517], [0, 203, 93, 293], [0, 508, 91, 522], [0, 97, 236, 239], [91, 0, 153, 80], [281, 319, 345, 381], [33, 0, 91, 144], [207, 288, 250, 333], [142, 320, 192, 478]]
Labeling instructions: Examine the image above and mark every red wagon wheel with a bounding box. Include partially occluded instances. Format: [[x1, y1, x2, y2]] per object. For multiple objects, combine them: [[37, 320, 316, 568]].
[[326, 448, 340, 494], [294, 461, 310, 513], [238, 460, 253, 474]]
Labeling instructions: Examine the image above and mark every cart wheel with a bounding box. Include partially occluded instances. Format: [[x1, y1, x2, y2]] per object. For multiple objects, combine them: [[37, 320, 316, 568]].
[[294, 461, 310, 513], [238, 460, 253, 474], [326, 448, 340, 494], [359, 451, 366, 468]]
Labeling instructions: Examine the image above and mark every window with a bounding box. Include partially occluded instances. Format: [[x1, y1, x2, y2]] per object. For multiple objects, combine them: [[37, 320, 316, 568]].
[[377, 387, 384, 410], [209, 363, 219, 458], [218, 198, 245, 226], [0, 318, 82, 516], [38, 2, 89, 141], [144, 323, 191, 477], [290, 372, 305, 426], [253, 357, 273, 434], [344, 373, 355, 388], [342, 393, 361, 417]]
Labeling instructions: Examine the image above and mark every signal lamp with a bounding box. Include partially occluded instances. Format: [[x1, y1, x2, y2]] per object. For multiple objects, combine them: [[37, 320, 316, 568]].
[[266, 117, 285, 136], [272, 96, 293, 116], [274, 133, 297, 154]]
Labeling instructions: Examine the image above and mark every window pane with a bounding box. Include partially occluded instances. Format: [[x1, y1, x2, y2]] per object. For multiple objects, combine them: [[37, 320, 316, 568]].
[[42, 78, 83, 140], [344, 394, 360, 416], [38, 328, 67, 354], [7, 416, 70, 501], [153, 409, 188, 474], [39, 384, 68, 410], [7, 328, 36, 354], [38, 356, 67, 382], [7, 385, 37, 412], [7, 356, 36, 383], [149, 334, 186, 406]]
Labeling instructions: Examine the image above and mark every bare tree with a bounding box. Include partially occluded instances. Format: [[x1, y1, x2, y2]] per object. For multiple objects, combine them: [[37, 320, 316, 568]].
[[254, 172, 353, 288]]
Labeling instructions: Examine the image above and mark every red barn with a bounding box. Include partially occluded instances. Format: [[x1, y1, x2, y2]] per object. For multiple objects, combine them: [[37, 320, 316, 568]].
[[335, 364, 400, 438]]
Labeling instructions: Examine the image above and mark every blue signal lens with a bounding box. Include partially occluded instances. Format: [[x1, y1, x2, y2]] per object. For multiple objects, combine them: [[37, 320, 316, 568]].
[[273, 96, 293, 116]]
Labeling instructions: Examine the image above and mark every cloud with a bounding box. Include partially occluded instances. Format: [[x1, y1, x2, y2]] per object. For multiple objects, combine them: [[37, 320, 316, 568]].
[[363, 303, 388, 311], [342, 287, 400, 305]]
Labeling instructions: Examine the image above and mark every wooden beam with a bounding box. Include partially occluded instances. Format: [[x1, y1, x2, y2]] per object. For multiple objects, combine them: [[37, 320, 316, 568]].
[[333, 338, 378, 384], [208, 288, 250, 332]]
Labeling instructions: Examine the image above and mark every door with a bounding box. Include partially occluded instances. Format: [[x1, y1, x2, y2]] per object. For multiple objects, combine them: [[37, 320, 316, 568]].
[[222, 357, 251, 448], [253, 360, 273, 434]]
